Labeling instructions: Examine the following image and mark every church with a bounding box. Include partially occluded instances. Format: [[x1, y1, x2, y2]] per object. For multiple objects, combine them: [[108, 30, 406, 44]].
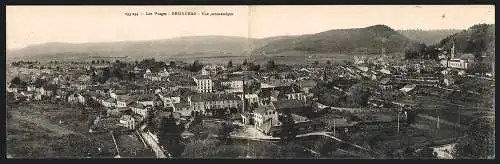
[[440, 42, 475, 70]]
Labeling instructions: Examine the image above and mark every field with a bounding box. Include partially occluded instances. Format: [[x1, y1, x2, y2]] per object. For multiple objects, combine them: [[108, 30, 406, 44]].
[[114, 132, 155, 158], [6, 100, 120, 158], [182, 120, 367, 158]]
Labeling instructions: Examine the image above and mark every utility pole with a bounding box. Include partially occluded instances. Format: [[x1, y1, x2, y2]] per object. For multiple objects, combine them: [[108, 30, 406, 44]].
[[333, 119, 336, 137], [437, 115, 440, 129], [397, 108, 400, 134]]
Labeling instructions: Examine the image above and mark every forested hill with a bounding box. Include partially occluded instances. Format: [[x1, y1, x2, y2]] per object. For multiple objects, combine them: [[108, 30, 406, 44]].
[[435, 24, 495, 59], [252, 25, 415, 55], [397, 29, 462, 45]]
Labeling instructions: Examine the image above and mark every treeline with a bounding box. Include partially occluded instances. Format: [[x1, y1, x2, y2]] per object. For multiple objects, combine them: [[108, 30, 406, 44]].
[[11, 61, 40, 66]]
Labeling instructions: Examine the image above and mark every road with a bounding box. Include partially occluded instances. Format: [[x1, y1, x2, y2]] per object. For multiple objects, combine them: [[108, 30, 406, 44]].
[[139, 131, 168, 158]]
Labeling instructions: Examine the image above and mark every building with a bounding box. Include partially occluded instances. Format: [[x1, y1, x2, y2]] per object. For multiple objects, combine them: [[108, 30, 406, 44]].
[[68, 92, 86, 105], [193, 75, 213, 93], [119, 115, 136, 130], [158, 91, 181, 108], [242, 94, 260, 106], [220, 76, 244, 93], [189, 93, 241, 115], [201, 65, 226, 76], [297, 80, 317, 94], [445, 43, 475, 70], [136, 94, 162, 107], [252, 105, 279, 131], [173, 102, 196, 117], [130, 102, 150, 119]]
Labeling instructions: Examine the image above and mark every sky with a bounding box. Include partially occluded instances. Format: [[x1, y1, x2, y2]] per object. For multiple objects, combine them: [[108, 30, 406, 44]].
[[6, 5, 495, 49]]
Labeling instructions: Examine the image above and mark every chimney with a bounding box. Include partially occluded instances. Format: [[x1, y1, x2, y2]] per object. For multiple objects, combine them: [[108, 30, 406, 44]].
[[451, 42, 456, 59]]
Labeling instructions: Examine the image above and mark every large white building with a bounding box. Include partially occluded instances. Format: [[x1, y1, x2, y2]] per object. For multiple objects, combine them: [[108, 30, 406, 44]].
[[193, 75, 213, 93], [220, 76, 244, 93]]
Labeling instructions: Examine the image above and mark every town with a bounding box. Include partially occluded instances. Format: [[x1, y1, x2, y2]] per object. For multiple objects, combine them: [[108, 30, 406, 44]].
[[6, 39, 495, 158]]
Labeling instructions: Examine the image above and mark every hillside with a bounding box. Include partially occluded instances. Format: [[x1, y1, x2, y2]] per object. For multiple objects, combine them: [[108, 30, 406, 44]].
[[436, 24, 495, 59], [253, 25, 415, 55], [397, 29, 462, 45], [6, 36, 255, 61]]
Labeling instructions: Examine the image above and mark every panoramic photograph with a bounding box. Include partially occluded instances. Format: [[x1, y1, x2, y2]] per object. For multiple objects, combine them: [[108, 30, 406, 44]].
[[5, 5, 495, 159]]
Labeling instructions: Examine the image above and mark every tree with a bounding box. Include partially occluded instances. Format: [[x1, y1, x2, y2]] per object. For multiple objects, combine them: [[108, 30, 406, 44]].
[[10, 77, 24, 86], [405, 43, 426, 59], [242, 59, 248, 65], [91, 60, 96, 64], [189, 60, 203, 72], [227, 60, 233, 68], [189, 113, 204, 139], [169, 61, 176, 67], [326, 60, 331, 65], [313, 61, 319, 66], [217, 121, 234, 145], [266, 60, 276, 71], [415, 147, 438, 159], [278, 109, 296, 143], [453, 114, 495, 159], [158, 114, 185, 157], [347, 82, 372, 107]]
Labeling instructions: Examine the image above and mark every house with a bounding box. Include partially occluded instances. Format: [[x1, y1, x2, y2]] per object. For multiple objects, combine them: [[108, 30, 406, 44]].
[[272, 99, 308, 113], [158, 68, 170, 77], [323, 118, 359, 134], [130, 102, 150, 119], [42, 84, 57, 97], [220, 76, 244, 93], [169, 75, 198, 92], [173, 102, 196, 117], [158, 91, 182, 108], [68, 92, 86, 105], [110, 90, 129, 100], [275, 85, 306, 102], [136, 94, 162, 107], [21, 91, 36, 101], [27, 84, 36, 92], [258, 88, 281, 105], [242, 94, 259, 107], [116, 95, 135, 108], [119, 115, 136, 130], [252, 105, 279, 131], [201, 65, 226, 76], [400, 84, 417, 94], [193, 75, 213, 93], [102, 97, 117, 108], [71, 82, 88, 91], [378, 78, 393, 90], [443, 75, 455, 86], [297, 80, 317, 94]]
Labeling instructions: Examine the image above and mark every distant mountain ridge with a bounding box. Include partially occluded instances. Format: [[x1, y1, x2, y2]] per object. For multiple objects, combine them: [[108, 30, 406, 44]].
[[7, 24, 470, 61]]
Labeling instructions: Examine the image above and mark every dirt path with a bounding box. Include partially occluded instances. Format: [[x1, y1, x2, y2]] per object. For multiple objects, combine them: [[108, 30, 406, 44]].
[[10, 111, 76, 135]]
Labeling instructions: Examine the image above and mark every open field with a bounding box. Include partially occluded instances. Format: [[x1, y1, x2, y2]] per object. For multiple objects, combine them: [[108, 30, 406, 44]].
[[114, 132, 155, 158], [6, 101, 118, 158]]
